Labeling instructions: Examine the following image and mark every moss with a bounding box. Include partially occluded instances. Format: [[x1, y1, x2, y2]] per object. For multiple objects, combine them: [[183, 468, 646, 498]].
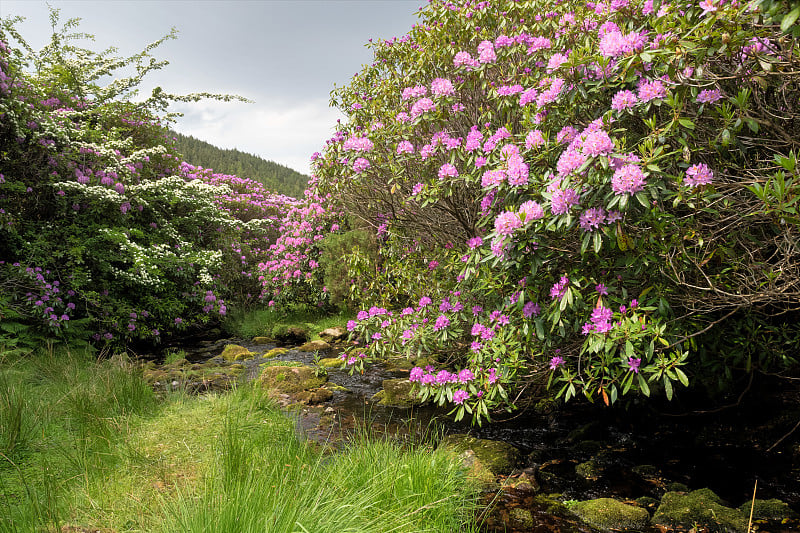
[[652, 488, 748, 533], [263, 347, 289, 359], [571, 498, 650, 531], [738, 498, 799, 520], [252, 336, 272, 344], [317, 357, 344, 369], [439, 434, 521, 475], [220, 344, 253, 362], [372, 379, 423, 407], [298, 340, 331, 352], [509, 508, 534, 529], [258, 365, 326, 395]]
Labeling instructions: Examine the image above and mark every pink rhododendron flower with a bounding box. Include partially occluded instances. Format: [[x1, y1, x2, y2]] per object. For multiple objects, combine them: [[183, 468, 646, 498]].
[[638, 79, 667, 102], [495, 211, 523, 236], [696, 88, 722, 103], [551, 188, 580, 215], [526, 130, 546, 148], [611, 90, 638, 111], [477, 40, 496, 62], [396, 140, 414, 154], [581, 130, 615, 157], [438, 163, 458, 179], [611, 164, 646, 194], [431, 77, 455, 97], [353, 157, 370, 173], [520, 200, 544, 222], [685, 163, 714, 187]]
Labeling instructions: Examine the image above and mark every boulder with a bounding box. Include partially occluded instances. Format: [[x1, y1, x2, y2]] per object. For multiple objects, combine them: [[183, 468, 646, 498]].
[[252, 336, 272, 345], [271, 324, 309, 345], [439, 434, 521, 475], [220, 344, 254, 361], [258, 364, 326, 395], [652, 488, 748, 533], [319, 327, 347, 342], [298, 339, 332, 353], [738, 498, 799, 520], [371, 378, 423, 407], [317, 357, 344, 369], [571, 498, 650, 531]]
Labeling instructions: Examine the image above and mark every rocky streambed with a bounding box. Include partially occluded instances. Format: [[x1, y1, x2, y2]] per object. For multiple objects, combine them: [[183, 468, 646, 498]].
[[137, 329, 800, 533]]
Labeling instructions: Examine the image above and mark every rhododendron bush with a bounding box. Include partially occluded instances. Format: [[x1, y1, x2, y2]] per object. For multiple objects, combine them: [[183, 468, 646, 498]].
[[308, 0, 800, 422], [0, 12, 292, 346]]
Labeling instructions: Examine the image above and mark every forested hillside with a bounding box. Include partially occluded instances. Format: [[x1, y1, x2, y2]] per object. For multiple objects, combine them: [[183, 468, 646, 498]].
[[172, 132, 308, 198]]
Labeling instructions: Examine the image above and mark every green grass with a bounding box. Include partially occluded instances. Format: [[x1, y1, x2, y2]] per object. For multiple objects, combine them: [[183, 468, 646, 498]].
[[0, 346, 478, 532], [223, 305, 352, 341]]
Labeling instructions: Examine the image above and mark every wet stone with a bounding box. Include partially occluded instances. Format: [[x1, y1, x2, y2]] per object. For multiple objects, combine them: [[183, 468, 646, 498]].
[[571, 497, 651, 531]]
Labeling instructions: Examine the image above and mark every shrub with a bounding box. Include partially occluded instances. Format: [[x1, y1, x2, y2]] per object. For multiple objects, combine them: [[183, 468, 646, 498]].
[[306, 0, 800, 422]]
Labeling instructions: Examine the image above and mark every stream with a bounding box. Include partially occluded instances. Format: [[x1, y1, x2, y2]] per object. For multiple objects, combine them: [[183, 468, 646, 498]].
[[142, 334, 800, 533]]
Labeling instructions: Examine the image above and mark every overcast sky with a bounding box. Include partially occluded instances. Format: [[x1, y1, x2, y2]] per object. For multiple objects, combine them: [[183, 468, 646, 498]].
[[1, 0, 425, 175]]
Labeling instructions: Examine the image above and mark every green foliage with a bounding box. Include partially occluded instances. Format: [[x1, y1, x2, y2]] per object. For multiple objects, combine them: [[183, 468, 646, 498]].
[[318, 227, 378, 308], [171, 132, 309, 198]]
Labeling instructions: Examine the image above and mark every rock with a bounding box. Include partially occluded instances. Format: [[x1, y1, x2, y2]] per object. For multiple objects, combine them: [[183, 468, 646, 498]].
[[666, 482, 690, 492], [452, 449, 496, 485], [440, 434, 521, 475], [509, 507, 535, 529], [258, 364, 327, 395], [271, 324, 309, 345], [319, 327, 346, 342], [652, 488, 748, 533], [371, 378, 423, 407], [294, 388, 334, 404], [298, 339, 331, 353], [738, 498, 799, 520], [220, 344, 254, 362], [263, 347, 288, 359], [571, 498, 650, 531], [504, 472, 540, 492], [317, 357, 344, 368], [252, 336, 272, 345], [575, 450, 615, 480]]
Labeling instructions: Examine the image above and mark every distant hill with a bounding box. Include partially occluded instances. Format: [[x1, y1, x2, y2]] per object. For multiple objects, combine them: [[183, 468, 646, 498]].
[[171, 132, 309, 198]]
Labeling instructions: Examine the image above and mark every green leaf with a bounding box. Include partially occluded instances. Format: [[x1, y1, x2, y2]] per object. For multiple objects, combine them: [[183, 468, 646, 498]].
[[781, 6, 800, 32], [664, 377, 674, 400], [638, 374, 650, 396], [675, 367, 689, 387]]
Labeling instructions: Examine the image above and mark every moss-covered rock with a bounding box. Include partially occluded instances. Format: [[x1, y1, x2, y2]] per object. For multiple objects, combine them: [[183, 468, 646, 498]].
[[652, 488, 748, 533], [258, 364, 326, 395], [271, 324, 309, 345], [439, 434, 521, 475], [571, 498, 650, 531], [317, 357, 344, 368], [371, 378, 423, 407], [298, 339, 331, 353], [509, 507, 535, 529], [294, 388, 334, 404], [220, 344, 254, 362], [263, 347, 288, 359], [252, 336, 272, 345], [738, 498, 799, 520]]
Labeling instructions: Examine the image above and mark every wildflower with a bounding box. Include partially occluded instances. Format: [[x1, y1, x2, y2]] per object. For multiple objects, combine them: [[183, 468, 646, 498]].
[[396, 140, 414, 154], [627, 357, 641, 373], [685, 163, 713, 187], [549, 356, 565, 370], [550, 276, 570, 300], [638, 79, 667, 102], [353, 157, 370, 173], [519, 200, 544, 223], [433, 315, 450, 331], [526, 130, 545, 148], [495, 211, 523, 236], [410, 367, 425, 382], [696, 88, 722, 104], [611, 90, 638, 111], [411, 182, 424, 195], [453, 389, 470, 404], [595, 284, 608, 295], [438, 163, 458, 179], [581, 130, 615, 157], [419, 296, 432, 307], [467, 236, 483, 248], [477, 40, 496, 62], [523, 301, 540, 317], [458, 368, 475, 383], [611, 164, 646, 195], [431, 77, 455, 96], [453, 51, 475, 67], [580, 208, 607, 231], [550, 188, 580, 215]]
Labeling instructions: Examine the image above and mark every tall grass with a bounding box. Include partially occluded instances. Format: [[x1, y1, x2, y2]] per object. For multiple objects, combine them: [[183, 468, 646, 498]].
[[0, 348, 479, 533], [222, 305, 351, 340]]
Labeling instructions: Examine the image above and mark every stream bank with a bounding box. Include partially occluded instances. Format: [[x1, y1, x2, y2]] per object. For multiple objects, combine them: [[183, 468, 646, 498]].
[[137, 333, 800, 533]]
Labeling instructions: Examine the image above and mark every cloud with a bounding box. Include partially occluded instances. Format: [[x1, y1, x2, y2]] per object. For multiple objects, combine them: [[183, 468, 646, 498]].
[[170, 98, 344, 175]]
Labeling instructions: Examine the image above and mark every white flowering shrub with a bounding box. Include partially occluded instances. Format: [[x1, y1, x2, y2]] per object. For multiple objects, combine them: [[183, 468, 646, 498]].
[[0, 12, 287, 346], [310, 0, 800, 422]]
